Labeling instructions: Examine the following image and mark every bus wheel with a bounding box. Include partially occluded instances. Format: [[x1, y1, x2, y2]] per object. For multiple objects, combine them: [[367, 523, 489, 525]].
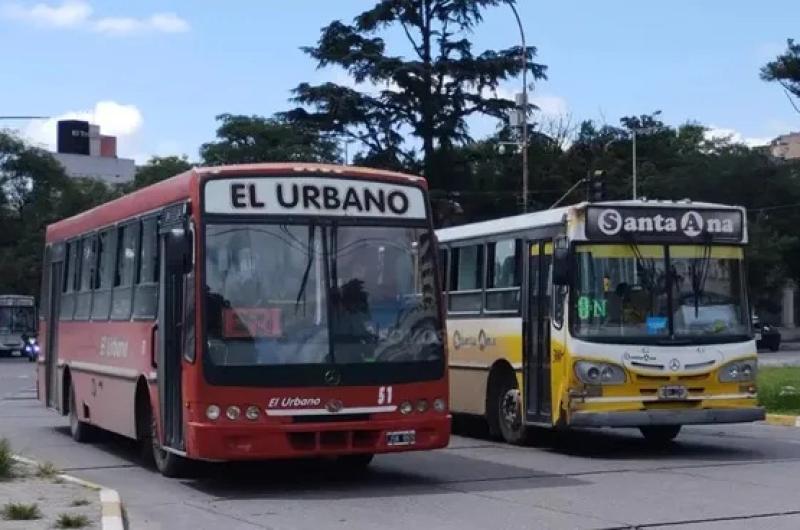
[[640, 425, 681, 444], [68, 385, 94, 443], [149, 416, 190, 478], [496, 375, 529, 445], [336, 454, 374, 471]]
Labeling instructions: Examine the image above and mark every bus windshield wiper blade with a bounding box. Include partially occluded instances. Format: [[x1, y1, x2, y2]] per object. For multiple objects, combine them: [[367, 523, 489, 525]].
[[295, 224, 316, 314], [690, 239, 713, 317]]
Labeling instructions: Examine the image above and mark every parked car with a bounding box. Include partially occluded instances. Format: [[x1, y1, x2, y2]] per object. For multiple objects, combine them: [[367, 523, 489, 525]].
[[753, 314, 781, 351]]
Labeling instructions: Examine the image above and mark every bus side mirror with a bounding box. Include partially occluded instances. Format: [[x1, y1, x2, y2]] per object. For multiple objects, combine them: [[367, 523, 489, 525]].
[[552, 246, 571, 286], [166, 227, 193, 275]]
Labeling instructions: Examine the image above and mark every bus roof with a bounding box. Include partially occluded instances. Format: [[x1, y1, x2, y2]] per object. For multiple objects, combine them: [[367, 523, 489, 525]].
[[46, 163, 426, 242], [435, 199, 745, 244]]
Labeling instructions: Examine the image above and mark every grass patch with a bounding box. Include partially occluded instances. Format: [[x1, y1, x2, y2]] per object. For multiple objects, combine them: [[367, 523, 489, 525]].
[[55, 513, 90, 528], [36, 460, 60, 479], [758, 367, 800, 414], [70, 499, 90, 507], [1, 502, 42, 520], [0, 438, 14, 479]]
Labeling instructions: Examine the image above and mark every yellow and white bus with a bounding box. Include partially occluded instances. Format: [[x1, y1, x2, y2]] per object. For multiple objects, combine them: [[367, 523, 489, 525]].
[[436, 200, 764, 444]]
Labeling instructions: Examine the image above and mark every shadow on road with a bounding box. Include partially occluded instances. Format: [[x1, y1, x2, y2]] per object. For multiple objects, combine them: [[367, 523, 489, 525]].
[[452, 413, 768, 462]]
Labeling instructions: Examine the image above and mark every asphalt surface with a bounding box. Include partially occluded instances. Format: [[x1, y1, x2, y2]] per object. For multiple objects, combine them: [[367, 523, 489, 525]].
[[758, 343, 800, 367], [2, 358, 800, 530]]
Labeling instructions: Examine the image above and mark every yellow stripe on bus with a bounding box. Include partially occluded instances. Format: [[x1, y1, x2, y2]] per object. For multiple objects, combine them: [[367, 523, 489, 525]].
[[530, 242, 553, 256], [575, 244, 743, 260]]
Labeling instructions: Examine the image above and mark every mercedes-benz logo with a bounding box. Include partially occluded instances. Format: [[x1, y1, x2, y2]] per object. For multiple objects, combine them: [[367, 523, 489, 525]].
[[323, 368, 341, 386], [669, 358, 681, 371], [325, 399, 344, 413]]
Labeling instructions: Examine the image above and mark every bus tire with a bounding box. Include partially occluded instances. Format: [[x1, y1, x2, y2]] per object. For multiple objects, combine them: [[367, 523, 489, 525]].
[[493, 371, 529, 445], [68, 385, 94, 443], [640, 425, 681, 444], [148, 412, 190, 478]]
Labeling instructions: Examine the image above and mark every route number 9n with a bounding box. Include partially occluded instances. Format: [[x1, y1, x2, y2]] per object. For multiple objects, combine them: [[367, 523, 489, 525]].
[[378, 386, 393, 405]]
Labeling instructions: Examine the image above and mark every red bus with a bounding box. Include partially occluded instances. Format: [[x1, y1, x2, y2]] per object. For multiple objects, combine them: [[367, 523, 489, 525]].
[[36, 163, 450, 476]]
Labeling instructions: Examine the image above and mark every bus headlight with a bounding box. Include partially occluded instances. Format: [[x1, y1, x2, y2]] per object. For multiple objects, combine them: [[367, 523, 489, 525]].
[[433, 398, 446, 412], [205, 405, 221, 421], [574, 361, 626, 384], [245, 405, 260, 421], [719, 360, 757, 382], [399, 401, 413, 415], [226, 405, 241, 420]]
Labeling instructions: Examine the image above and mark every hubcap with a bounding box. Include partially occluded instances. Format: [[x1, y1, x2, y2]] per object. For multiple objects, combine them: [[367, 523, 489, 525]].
[[500, 388, 522, 432]]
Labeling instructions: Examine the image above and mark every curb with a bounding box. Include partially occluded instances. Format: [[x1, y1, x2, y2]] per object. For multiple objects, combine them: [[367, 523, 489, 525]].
[[764, 414, 800, 427], [12, 455, 125, 530]]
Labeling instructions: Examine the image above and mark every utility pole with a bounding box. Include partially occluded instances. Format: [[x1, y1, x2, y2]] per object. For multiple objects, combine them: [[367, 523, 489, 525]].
[[508, 2, 528, 212]]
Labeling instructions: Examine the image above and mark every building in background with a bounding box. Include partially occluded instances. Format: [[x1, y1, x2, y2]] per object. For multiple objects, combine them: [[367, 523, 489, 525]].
[[52, 120, 135, 185], [770, 132, 800, 161]]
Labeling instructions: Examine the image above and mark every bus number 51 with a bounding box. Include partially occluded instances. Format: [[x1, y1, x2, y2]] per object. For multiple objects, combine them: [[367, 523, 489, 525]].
[[378, 386, 393, 405]]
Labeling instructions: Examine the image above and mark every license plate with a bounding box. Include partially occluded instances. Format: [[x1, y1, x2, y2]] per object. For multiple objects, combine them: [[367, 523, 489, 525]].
[[658, 385, 688, 400], [386, 430, 416, 446], [755, 333, 762, 341], [10, 350, 20, 357]]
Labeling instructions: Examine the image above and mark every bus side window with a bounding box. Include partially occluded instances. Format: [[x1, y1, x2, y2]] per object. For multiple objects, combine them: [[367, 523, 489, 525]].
[[92, 228, 116, 321], [74, 234, 96, 320], [111, 222, 140, 321], [448, 244, 483, 313], [133, 217, 159, 320], [60, 240, 78, 320], [485, 239, 521, 312]]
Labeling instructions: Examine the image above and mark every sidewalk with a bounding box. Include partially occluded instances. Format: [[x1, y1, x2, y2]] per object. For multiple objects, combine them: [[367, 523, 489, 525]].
[[776, 326, 800, 343]]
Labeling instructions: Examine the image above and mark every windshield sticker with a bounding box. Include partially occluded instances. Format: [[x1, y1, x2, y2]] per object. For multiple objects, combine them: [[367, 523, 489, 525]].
[[577, 296, 607, 320], [646, 316, 668, 334]]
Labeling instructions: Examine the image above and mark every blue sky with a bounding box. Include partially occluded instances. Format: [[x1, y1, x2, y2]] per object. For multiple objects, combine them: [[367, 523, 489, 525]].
[[1, 0, 798, 163]]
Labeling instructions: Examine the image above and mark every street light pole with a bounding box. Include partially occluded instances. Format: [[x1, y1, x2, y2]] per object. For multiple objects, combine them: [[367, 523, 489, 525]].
[[508, 2, 528, 212], [632, 129, 637, 200]]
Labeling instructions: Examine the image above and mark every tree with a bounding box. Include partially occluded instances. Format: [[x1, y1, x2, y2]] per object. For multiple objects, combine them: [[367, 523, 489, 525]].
[[134, 156, 193, 189], [0, 131, 120, 296], [200, 113, 341, 166], [283, 0, 547, 188], [761, 38, 800, 114]]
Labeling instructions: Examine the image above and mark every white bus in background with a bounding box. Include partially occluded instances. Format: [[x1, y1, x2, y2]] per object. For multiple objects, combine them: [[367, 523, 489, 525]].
[[437, 200, 763, 445], [0, 295, 37, 361]]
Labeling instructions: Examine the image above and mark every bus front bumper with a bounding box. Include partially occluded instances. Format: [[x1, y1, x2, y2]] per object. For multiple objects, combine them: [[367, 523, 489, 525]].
[[185, 415, 451, 461], [569, 407, 765, 428]]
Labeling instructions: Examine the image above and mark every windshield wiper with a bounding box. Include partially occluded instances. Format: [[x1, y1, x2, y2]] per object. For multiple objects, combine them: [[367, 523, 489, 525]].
[[689, 237, 713, 317], [294, 224, 317, 315]]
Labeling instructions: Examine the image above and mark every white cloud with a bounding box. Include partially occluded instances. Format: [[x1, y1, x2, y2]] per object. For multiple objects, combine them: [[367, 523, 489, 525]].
[[1, 0, 90, 27], [704, 126, 772, 148], [1, 0, 189, 35], [92, 12, 189, 36], [530, 94, 569, 118], [20, 101, 143, 156]]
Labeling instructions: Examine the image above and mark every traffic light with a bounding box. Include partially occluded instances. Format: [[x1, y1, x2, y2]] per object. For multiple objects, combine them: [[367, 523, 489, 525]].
[[585, 170, 605, 202]]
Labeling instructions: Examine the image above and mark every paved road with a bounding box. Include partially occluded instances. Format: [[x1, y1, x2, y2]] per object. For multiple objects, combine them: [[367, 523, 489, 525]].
[[758, 344, 800, 367], [2, 358, 800, 530]]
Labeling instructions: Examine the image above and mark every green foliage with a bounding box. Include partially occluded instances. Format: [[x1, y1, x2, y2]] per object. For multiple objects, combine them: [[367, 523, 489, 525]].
[[760, 38, 800, 112], [36, 460, 59, 479], [0, 438, 13, 479], [0, 131, 121, 296], [134, 155, 193, 189], [55, 513, 90, 528], [283, 0, 546, 187], [758, 367, 800, 414], [200, 114, 341, 166], [1, 502, 42, 521]]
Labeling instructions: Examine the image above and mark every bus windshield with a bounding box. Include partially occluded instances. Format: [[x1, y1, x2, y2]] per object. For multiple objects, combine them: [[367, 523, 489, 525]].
[[204, 223, 443, 367], [572, 244, 749, 343], [0, 306, 36, 334]]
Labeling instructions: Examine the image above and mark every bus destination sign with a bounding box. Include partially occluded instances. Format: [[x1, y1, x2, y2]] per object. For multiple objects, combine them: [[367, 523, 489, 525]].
[[204, 176, 427, 219], [585, 206, 744, 242]]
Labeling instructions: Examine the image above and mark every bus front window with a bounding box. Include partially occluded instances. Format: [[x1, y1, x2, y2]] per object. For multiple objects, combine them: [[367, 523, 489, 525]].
[[573, 244, 669, 339], [669, 246, 749, 337], [204, 223, 442, 367], [572, 244, 749, 343]]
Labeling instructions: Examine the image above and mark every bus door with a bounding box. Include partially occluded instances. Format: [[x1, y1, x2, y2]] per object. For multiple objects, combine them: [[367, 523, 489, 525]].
[[45, 244, 65, 409], [525, 241, 552, 421], [157, 205, 191, 451]]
